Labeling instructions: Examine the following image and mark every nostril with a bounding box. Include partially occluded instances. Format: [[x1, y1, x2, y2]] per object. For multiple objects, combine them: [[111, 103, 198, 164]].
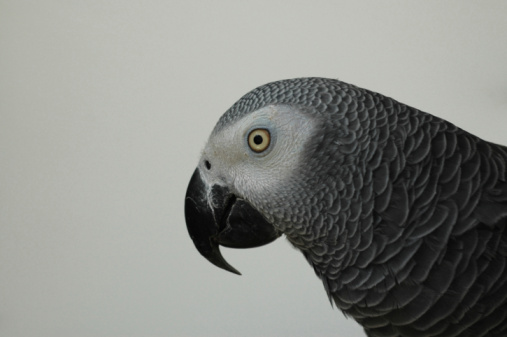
[[204, 160, 211, 170]]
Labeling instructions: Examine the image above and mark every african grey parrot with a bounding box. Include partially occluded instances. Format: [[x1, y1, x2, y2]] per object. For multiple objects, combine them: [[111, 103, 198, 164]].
[[184, 78, 507, 336]]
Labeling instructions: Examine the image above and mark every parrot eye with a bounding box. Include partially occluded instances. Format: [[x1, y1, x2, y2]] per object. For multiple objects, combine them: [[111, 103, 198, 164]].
[[248, 129, 271, 153]]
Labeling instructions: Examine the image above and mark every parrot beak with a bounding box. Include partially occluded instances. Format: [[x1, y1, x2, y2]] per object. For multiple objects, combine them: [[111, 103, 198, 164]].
[[184, 168, 281, 275]]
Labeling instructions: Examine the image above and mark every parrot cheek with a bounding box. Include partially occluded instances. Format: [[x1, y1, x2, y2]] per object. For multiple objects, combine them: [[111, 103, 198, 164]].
[[184, 168, 281, 275]]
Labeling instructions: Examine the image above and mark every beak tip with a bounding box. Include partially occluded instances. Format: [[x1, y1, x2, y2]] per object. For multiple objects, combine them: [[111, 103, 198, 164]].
[[230, 268, 242, 276], [204, 245, 242, 275]]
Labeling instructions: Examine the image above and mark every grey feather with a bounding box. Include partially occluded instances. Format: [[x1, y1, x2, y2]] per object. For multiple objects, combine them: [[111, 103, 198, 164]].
[[196, 78, 507, 337]]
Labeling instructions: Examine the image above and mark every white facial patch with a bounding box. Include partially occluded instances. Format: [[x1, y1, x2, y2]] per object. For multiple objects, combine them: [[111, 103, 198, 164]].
[[200, 105, 318, 201]]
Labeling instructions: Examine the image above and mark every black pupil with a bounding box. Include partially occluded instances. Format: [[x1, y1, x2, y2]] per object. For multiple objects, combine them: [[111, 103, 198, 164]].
[[253, 135, 263, 145]]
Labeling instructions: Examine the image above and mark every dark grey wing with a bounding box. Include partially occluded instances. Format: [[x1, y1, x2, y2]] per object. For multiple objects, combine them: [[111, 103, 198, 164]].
[[366, 125, 507, 337]]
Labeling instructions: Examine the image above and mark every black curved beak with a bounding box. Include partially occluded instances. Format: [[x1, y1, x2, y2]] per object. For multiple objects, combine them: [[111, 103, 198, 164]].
[[184, 168, 281, 275]]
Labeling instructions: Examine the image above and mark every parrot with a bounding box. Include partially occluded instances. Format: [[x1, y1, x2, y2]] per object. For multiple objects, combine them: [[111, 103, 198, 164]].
[[184, 77, 507, 337]]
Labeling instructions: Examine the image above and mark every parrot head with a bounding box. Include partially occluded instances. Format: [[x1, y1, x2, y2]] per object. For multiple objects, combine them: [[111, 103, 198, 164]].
[[185, 101, 321, 274], [184, 78, 367, 275]]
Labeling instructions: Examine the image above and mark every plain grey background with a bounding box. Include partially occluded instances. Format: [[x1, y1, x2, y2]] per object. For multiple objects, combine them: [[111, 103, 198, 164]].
[[1, 1, 507, 337]]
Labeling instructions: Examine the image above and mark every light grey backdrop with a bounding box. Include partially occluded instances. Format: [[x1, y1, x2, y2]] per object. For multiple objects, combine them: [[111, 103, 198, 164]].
[[1, 1, 506, 337]]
